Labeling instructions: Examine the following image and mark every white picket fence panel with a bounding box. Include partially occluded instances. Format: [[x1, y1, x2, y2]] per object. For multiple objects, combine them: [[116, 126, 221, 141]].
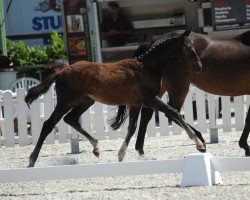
[[0, 87, 249, 147]]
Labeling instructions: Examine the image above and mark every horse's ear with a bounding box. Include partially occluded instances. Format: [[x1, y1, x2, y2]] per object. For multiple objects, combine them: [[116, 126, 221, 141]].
[[181, 28, 192, 39]]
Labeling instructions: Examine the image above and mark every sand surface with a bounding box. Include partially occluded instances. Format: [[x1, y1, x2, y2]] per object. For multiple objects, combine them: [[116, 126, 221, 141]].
[[0, 131, 250, 200]]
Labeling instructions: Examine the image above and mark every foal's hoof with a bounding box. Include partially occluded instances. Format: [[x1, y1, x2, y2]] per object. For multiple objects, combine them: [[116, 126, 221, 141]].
[[196, 143, 206, 153], [118, 150, 126, 162], [93, 149, 100, 158], [245, 150, 250, 157]]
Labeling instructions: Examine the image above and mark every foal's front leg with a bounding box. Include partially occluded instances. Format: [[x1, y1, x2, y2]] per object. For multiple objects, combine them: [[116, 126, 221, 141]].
[[118, 107, 141, 161], [145, 96, 205, 151]]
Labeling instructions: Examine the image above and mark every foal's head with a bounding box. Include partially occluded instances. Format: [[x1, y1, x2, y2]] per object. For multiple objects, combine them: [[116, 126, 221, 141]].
[[135, 29, 202, 73]]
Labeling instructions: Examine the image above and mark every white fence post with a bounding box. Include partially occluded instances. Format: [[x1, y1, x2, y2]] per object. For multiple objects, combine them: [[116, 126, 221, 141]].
[[44, 87, 55, 144], [234, 96, 245, 131], [93, 103, 106, 140], [16, 89, 28, 146], [30, 97, 41, 145], [183, 91, 194, 126], [3, 92, 15, 147], [195, 88, 207, 133], [221, 96, 232, 132]]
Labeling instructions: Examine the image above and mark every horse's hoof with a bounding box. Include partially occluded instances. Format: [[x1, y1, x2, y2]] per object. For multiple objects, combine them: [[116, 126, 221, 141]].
[[93, 149, 100, 158], [137, 155, 156, 161], [245, 150, 250, 157], [239, 142, 250, 156], [137, 154, 146, 160], [197, 143, 206, 153]]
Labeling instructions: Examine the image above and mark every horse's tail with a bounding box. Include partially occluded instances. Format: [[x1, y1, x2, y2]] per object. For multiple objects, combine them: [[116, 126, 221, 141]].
[[109, 105, 128, 130], [25, 74, 57, 107]]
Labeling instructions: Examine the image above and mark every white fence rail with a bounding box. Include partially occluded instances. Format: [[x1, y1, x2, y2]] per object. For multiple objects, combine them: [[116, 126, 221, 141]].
[[0, 87, 249, 147], [0, 153, 249, 187]]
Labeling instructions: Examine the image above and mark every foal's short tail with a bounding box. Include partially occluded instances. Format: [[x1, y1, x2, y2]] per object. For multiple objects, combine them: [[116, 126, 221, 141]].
[[109, 105, 128, 130], [25, 74, 57, 107]]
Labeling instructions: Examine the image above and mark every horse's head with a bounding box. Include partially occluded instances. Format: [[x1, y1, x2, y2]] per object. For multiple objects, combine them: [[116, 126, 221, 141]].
[[179, 29, 202, 73], [135, 29, 202, 73]]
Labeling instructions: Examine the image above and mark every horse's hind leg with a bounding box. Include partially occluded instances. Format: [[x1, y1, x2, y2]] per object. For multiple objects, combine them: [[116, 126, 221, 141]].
[[118, 107, 141, 162], [145, 96, 205, 151], [63, 97, 100, 157], [28, 104, 71, 167], [239, 105, 250, 156]]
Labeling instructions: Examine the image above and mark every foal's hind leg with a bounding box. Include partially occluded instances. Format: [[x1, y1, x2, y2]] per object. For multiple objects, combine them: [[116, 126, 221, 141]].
[[63, 97, 100, 157], [145, 96, 205, 151], [28, 104, 70, 167], [239, 105, 250, 156], [118, 107, 141, 162]]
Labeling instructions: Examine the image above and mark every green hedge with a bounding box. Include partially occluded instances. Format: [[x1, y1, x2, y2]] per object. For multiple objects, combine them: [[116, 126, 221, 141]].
[[7, 32, 67, 80]]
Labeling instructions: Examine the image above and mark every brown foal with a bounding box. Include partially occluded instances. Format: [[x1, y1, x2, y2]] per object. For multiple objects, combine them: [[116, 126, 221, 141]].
[[25, 29, 204, 167]]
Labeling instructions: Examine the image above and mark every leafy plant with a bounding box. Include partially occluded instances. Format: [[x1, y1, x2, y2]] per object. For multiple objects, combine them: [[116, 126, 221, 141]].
[[7, 40, 31, 66], [7, 32, 66, 80], [30, 46, 48, 65], [7, 32, 66, 67], [45, 32, 66, 62]]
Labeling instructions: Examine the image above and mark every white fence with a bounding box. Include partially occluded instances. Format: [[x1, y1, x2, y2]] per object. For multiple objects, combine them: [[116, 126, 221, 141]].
[[0, 87, 249, 148]]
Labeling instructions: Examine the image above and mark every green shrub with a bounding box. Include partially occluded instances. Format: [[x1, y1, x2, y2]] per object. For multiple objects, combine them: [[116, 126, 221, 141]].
[[46, 32, 66, 62], [7, 32, 66, 80], [7, 32, 66, 67]]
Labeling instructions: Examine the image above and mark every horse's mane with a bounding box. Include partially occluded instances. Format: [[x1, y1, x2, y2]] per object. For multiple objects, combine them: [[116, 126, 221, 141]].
[[135, 35, 180, 62]]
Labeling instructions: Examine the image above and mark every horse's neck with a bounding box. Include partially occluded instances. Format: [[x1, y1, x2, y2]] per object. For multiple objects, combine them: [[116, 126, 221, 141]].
[[143, 56, 171, 77]]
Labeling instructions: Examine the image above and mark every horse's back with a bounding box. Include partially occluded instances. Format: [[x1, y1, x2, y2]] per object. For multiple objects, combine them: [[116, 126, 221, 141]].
[[163, 29, 250, 96]]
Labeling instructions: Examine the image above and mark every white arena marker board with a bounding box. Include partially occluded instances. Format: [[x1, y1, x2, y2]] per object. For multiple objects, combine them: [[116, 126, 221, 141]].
[[0, 159, 184, 183]]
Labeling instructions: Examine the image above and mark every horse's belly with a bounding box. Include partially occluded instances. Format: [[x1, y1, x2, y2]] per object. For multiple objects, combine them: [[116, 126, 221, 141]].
[[193, 79, 250, 96]]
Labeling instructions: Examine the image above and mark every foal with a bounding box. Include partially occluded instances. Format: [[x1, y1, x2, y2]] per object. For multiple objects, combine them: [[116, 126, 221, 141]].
[[112, 31, 205, 161], [25, 29, 204, 167], [118, 29, 250, 161]]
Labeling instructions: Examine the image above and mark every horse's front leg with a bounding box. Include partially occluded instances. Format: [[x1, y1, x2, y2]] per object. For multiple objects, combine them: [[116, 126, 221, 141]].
[[118, 107, 141, 161], [145, 96, 205, 152], [239, 105, 250, 156]]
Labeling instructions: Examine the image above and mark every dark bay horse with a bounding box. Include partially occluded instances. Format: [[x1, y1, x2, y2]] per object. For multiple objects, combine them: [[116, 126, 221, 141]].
[[25, 30, 204, 167], [117, 29, 250, 161]]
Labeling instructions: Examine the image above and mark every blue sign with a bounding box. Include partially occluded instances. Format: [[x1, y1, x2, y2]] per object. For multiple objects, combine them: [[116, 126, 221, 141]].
[[4, 0, 63, 35]]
